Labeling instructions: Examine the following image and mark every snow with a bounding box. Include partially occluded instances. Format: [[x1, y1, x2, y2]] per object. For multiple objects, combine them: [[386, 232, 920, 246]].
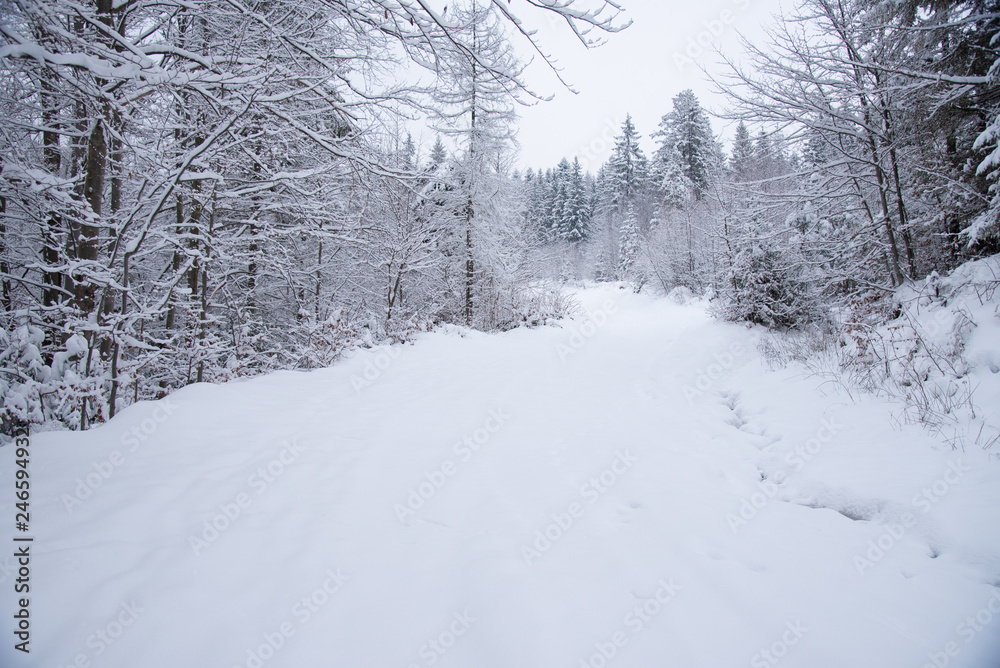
[[4, 284, 1000, 668], [878, 255, 1000, 450]]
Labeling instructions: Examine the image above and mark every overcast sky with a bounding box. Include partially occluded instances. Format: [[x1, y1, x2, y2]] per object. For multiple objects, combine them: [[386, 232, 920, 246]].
[[510, 0, 786, 173]]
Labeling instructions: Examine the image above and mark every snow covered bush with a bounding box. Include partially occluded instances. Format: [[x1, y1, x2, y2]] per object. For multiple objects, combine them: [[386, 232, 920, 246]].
[[716, 226, 825, 329], [0, 321, 107, 439], [839, 256, 1000, 447], [472, 278, 572, 331], [290, 309, 371, 369], [762, 255, 1000, 450]]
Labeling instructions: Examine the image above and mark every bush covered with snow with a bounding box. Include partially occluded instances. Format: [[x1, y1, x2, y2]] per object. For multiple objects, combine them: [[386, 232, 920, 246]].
[[762, 254, 1000, 450], [0, 322, 106, 439], [714, 233, 826, 330]]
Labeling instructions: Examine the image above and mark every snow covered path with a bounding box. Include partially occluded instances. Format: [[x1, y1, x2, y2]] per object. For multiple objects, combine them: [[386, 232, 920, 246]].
[[6, 285, 1000, 668]]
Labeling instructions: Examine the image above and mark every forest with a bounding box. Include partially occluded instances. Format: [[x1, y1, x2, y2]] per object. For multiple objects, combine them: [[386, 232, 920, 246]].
[[1, 0, 998, 435]]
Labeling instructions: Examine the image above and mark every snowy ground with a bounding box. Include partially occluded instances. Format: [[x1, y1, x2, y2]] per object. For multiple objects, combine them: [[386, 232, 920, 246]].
[[4, 284, 1000, 668]]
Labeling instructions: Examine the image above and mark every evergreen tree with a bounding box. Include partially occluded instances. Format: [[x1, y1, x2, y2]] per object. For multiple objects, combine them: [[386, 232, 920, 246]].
[[551, 158, 572, 237], [652, 142, 691, 211], [522, 168, 540, 231], [560, 157, 589, 242], [654, 90, 715, 200], [752, 129, 786, 182], [594, 163, 616, 215], [617, 204, 641, 282], [429, 136, 447, 171], [540, 168, 559, 235], [721, 222, 822, 329], [730, 122, 755, 182], [801, 128, 831, 171], [401, 133, 416, 171], [607, 114, 649, 208]]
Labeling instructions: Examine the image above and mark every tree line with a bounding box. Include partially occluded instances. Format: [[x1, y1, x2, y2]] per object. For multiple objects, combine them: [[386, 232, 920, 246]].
[[2, 0, 997, 436], [0, 0, 626, 434], [518, 0, 999, 329]]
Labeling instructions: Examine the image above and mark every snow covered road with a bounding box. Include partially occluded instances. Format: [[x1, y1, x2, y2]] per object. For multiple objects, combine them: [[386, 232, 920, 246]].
[[5, 285, 1000, 668]]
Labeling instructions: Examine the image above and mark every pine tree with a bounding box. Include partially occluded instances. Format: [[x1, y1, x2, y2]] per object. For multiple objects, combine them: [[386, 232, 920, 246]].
[[560, 157, 589, 242], [654, 90, 715, 200], [607, 114, 649, 209], [551, 158, 572, 238], [617, 204, 641, 282], [801, 128, 830, 171], [429, 136, 447, 171], [721, 221, 821, 329], [521, 168, 540, 231], [730, 122, 755, 182], [752, 129, 792, 184], [972, 42, 1000, 243], [652, 142, 691, 211], [400, 133, 416, 171], [540, 168, 559, 236]]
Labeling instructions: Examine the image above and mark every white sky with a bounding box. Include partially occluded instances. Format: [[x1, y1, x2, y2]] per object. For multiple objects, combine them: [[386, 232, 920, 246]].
[[510, 0, 786, 173]]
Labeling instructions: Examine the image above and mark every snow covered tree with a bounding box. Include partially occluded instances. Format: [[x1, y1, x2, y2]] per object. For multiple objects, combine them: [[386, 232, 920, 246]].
[[429, 136, 448, 171], [558, 157, 590, 242], [430, 1, 543, 329], [654, 90, 717, 200], [549, 159, 572, 239], [971, 25, 1000, 245], [607, 114, 650, 210], [651, 142, 692, 212], [730, 122, 756, 183], [703, 0, 1000, 331], [719, 222, 823, 329], [617, 204, 642, 285], [0, 0, 629, 435]]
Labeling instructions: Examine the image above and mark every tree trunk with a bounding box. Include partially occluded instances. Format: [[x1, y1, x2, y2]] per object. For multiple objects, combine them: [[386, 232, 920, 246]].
[[0, 196, 11, 312], [77, 116, 105, 315], [465, 206, 474, 327], [40, 71, 64, 308], [196, 193, 214, 384], [826, 1, 906, 286], [315, 238, 322, 319]]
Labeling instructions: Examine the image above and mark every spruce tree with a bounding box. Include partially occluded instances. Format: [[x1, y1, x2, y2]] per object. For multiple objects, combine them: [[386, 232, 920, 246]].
[[608, 114, 649, 209], [617, 204, 641, 282], [560, 157, 589, 242], [654, 90, 715, 200], [652, 142, 691, 211], [429, 136, 447, 171], [401, 133, 416, 171], [730, 122, 755, 183]]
